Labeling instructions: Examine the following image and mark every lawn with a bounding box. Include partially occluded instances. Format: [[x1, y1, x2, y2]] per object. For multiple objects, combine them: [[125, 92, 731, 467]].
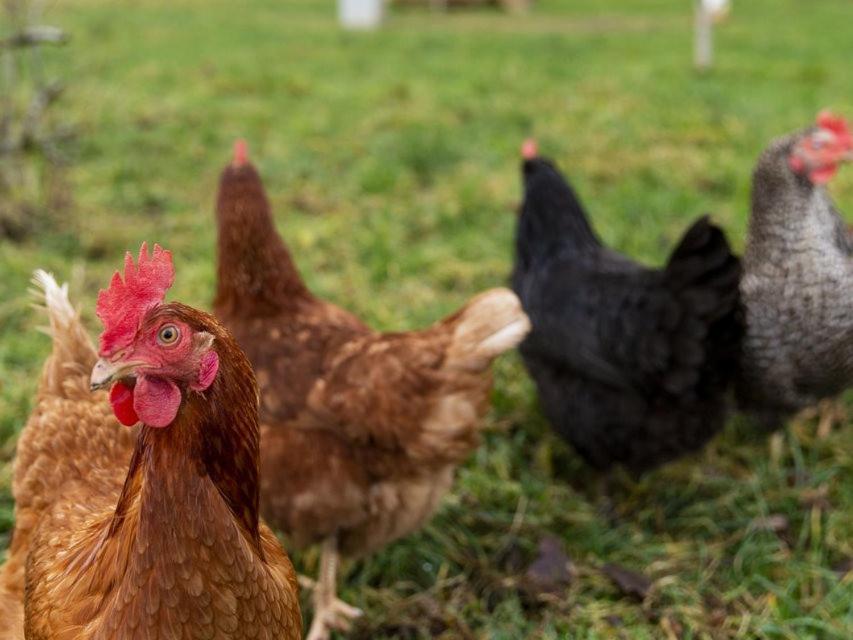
[[1, 0, 852, 637]]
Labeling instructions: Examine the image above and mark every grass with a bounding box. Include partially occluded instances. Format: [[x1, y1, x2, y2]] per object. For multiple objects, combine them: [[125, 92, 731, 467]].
[[1, 0, 852, 637]]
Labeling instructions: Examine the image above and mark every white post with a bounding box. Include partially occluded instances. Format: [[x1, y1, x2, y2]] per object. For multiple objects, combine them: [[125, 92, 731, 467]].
[[694, 0, 712, 71], [339, 0, 384, 30]]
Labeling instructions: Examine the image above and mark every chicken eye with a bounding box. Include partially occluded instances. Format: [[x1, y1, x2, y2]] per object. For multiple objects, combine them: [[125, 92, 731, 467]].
[[157, 324, 180, 346]]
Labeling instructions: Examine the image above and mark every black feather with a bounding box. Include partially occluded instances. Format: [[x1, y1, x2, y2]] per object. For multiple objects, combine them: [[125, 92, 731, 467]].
[[511, 156, 745, 472]]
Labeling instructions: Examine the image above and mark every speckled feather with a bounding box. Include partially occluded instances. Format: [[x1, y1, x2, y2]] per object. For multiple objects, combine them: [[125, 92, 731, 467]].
[[214, 159, 529, 558], [738, 127, 853, 427]]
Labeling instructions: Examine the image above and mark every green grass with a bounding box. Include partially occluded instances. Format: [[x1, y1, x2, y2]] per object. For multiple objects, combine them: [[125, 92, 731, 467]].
[[1, 0, 852, 637]]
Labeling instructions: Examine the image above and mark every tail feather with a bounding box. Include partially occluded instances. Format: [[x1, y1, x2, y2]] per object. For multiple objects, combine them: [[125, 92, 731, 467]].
[[665, 217, 742, 319], [31, 270, 96, 399], [446, 288, 530, 370], [660, 218, 744, 394]]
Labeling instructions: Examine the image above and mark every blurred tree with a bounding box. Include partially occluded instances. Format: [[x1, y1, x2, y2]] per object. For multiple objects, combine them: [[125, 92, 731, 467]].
[[0, 0, 69, 240]]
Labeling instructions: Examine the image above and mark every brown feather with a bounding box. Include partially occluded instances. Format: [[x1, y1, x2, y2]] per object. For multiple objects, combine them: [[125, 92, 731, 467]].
[[0, 287, 302, 639], [214, 156, 530, 562]]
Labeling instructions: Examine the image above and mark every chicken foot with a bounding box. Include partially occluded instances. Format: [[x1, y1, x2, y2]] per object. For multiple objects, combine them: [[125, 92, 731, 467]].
[[769, 431, 785, 466], [788, 399, 845, 444], [305, 535, 363, 640], [816, 398, 846, 440]]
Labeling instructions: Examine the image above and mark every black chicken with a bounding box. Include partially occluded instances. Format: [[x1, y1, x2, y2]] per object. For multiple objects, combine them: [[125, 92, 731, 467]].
[[511, 142, 744, 472]]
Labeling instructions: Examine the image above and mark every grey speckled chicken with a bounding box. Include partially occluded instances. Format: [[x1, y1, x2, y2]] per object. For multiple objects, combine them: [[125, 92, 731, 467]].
[[738, 112, 853, 430]]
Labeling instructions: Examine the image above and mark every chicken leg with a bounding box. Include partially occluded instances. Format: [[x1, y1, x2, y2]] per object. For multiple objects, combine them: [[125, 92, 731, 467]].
[[816, 398, 846, 440], [305, 535, 363, 640], [768, 430, 786, 466]]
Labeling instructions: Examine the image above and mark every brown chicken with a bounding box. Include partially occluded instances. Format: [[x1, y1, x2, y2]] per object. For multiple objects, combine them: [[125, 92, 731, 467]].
[[0, 272, 135, 640], [214, 141, 530, 640], [0, 246, 301, 639]]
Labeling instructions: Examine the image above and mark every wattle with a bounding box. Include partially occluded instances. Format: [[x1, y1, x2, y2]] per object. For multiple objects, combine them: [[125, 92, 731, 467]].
[[810, 164, 837, 185], [110, 382, 140, 427], [133, 375, 182, 428]]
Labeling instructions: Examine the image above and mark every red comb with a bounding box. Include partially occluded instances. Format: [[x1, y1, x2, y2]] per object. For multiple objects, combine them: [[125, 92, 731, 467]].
[[521, 138, 538, 160], [817, 110, 852, 145], [233, 139, 249, 167], [96, 242, 175, 356]]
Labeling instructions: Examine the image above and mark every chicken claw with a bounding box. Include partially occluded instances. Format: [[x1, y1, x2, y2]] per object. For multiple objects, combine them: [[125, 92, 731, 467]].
[[305, 535, 363, 640], [306, 598, 364, 640], [816, 399, 845, 440], [298, 575, 317, 591]]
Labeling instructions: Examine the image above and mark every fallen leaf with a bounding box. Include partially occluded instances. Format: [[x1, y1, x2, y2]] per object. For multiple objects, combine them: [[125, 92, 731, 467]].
[[604, 614, 624, 627], [832, 557, 852, 579], [601, 563, 652, 600], [523, 535, 574, 595]]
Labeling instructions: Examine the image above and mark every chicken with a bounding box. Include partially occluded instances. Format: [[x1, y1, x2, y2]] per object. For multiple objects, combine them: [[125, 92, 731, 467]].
[[0, 245, 301, 639], [0, 272, 135, 640], [737, 111, 853, 433], [511, 140, 743, 472], [213, 141, 530, 640]]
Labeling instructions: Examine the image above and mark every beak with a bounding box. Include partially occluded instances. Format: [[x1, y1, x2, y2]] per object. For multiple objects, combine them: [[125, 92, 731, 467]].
[[90, 358, 139, 391]]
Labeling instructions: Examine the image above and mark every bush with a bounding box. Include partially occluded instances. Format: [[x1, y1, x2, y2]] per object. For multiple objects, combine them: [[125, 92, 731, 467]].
[[0, 0, 70, 240]]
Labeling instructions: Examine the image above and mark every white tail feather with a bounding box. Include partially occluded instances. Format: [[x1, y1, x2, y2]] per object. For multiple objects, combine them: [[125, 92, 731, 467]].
[[32, 269, 75, 330], [30, 269, 96, 397], [447, 288, 530, 370]]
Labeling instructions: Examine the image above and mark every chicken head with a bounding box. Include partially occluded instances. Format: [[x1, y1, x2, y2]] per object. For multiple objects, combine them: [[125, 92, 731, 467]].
[[789, 111, 853, 184], [90, 242, 220, 427]]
